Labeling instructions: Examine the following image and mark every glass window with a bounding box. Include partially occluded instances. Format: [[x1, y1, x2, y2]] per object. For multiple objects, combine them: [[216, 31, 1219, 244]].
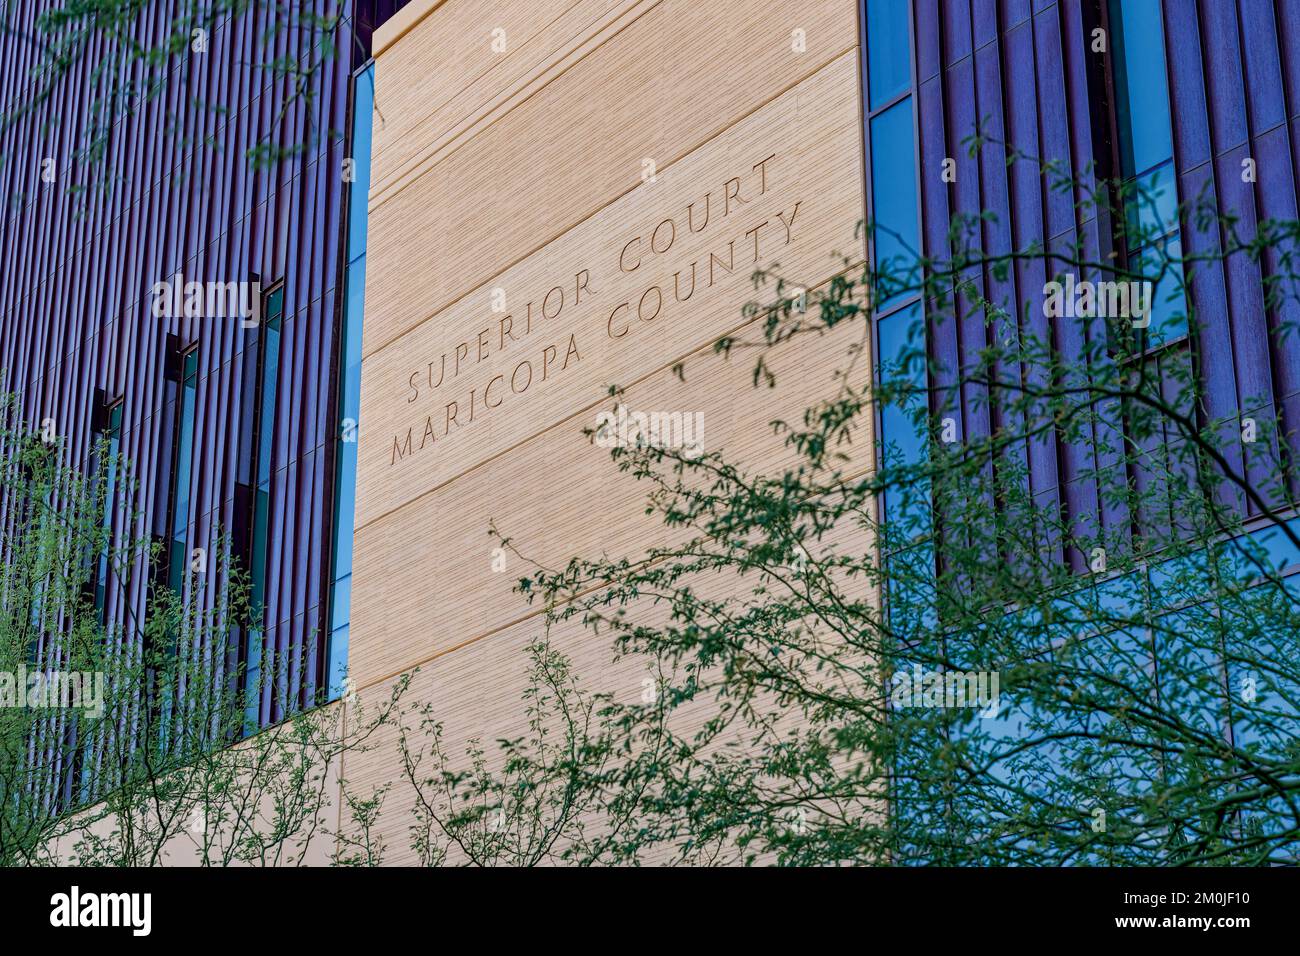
[[1118, 161, 1185, 348], [886, 542, 938, 637], [878, 303, 930, 526], [863, 9, 928, 544], [246, 287, 284, 726], [870, 98, 920, 308], [1109, 1, 1181, 354], [1134, 235, 1187, 346], [327, 63, 375, 702], [1244, 516, 1300, 574], [347, 66, 374, 260], [866, 0, 911, 110], [157, 350, 199, 743], [94, 400, 123, 622], [877, 301, 926, 388], [1110, 0, 1173, 179], [1126, 162, 1178, 244], [167, 351, 199, 600], [1224, 582, 1299, 751]]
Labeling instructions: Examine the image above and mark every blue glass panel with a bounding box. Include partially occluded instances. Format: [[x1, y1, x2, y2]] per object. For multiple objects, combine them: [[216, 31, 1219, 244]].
[[1126, 161, 1178, 244], [334, 456, 357, 573], [870, 98, 920, 307], [878, 304, 929, 531], [169, 352, 199, 595], [247, 289, 284, 723], [1110, 0, 1173, 178], [255, 317, 282, 494], [880, 371, 927, 525], [1246, 518, 1300, 573], [1225, 582, 1299, 751], [331, 574, 352, 633], [1092, 569, 1147, 623], [347, 65, 374, 260], [887, 543, 937, 636], [245, 629, 263, 730], [1147, 548, 1209, 609], [884, 477, 932, 536], [979, 621, 1156, 861], [878, 301, 925, 387], [881, 402, 926, 469], [866, 0, 911, 110], [1135, 236, 1187, 346], [250, 298, 283, 615], [1152, 606, 1228, 739], [343, 255, 366, 420], [328, 625, 350, 700], [327, 65, 376, 703]]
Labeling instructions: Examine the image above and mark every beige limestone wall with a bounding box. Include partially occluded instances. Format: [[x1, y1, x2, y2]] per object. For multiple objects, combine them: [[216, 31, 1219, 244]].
[[345, 0, 868, 862]]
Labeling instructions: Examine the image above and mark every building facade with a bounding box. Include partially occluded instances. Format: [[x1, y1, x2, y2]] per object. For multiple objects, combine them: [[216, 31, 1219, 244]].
[[1, 0, 1296, 859], [341, 0, 1300, 862], [0, 1, 409, 807]]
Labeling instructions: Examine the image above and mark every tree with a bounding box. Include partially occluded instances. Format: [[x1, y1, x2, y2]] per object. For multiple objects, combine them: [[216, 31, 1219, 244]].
[[0, 391, 406, 866], [0, 389, 606, 869], [478, 134, 1300, 866]]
